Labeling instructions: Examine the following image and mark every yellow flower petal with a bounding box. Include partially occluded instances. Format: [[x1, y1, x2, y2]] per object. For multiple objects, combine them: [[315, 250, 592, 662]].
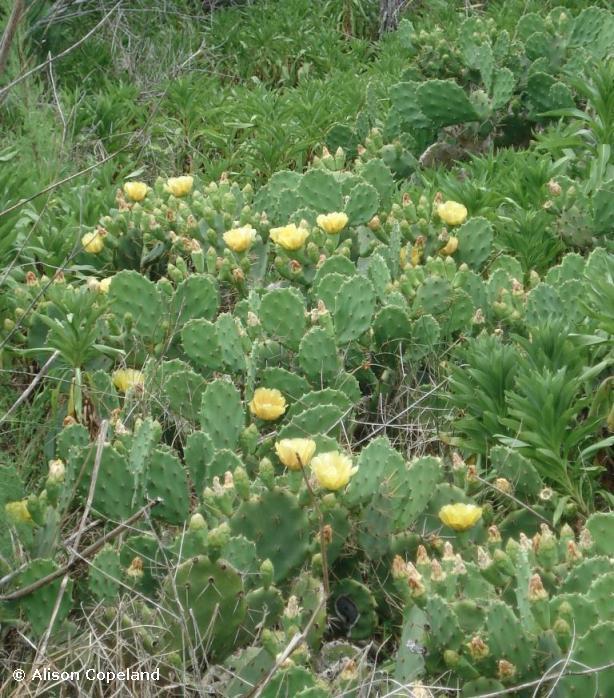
[[250, 387, 287, 420], [166, 175, 194, 197], [316, 212, 348, 235], [275, 438, 316, 470], [5, 500, 33, 524], [223, 225, 257, 252], [112, 369, 144, 394], [123, 181, 148, 202], [311, 451, 357, 491], [269, 224, 309, 251], [440, 236, 459, 255], [438, 503, 482, 531], [81, 231, 104, 254], [437, 201, 468, 226], [99, 277, 113, 293]]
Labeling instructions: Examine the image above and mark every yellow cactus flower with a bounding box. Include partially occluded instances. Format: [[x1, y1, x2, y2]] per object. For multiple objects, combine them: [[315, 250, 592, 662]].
[[112, 368, 145, 394], [5, 499, 32, 524], [440, 236, 459, 255], [48, 459, 65, 484], [249, 387, 287, 420], [223, 225, 257, 252], [166, 175, 194, 197], [439, 503, 482, 531], [269, 224, 309, 251], [81, 231, 104, 254], [275, 438, 317, 470], [123, 181, 148, 201], [311, 451, 357, 491], [316, 212, 348, 235], [437, 201, 468, 226], [99, 277, 113, 293]]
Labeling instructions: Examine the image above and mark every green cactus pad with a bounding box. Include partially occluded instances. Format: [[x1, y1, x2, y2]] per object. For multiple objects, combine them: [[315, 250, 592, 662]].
[[588, 573, 614, 621], [333, 276, 376, 344], [146, 448, 190, 524], [162, 367, 207, 423], [182, 319, 224, 371], [313, 255, 356, 287], [222, 647, 275, 698], [394, 605, 428, 683], [315, 272, 347, 311], [79, 444, 137, 520], [395, 456, 442, 527], [345, 182, 380, 226], [259, 287, 306, 350], [88, 545, 122, 602], [345, 436, 405, 508], [183, 431, 214, 493], [230, 488, 310, 583], [562, 622, 614, 698], [525, 283, 564, 326], [461, 678, 505, 697], [365, 253, 391, 301], [171, 273, 219, 325], [389, 81, 431, 131], [491, 67, 515, 110], [56, 423, 90, 461], [489, 446, 543, 498], [286, 389, 352, 422], [298, 169, 343, 213], [221, 536, 259, 587], [298, 327, 340, 384], [417, 79, 479, 127], [277, 404, 345, 441], [162, 555, 246, 661], [216, 313, 248, 373], [410, 314, 441, 359], [200, 380, 244, 450], [561, 557, 613, 594], [208, 449, 243, 483], [239, 585, 284, 642], [358, 493, 395, 559], [129, 417, 161, 482], [415, 276, 452, 316], [426, 595, 463, 650], [11, 559, 74, 636], [109, 270, 164, 340], [373, 305, 412, 349], [119, 534, 160, 594], [263, 666, 319, 697], [455, 217, 493, 270], [87, 370, 119, 419], [259, 367, 311, 402], [586, 513, 614, 556], [550, 593, 599, 636], [486, 601, 533, 674], [358, 158, 395, 208], [331, 578, 378, 640]]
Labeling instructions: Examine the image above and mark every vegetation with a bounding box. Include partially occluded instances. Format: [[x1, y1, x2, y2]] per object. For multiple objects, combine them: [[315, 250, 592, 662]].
[[0, 0, 613, 695]]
